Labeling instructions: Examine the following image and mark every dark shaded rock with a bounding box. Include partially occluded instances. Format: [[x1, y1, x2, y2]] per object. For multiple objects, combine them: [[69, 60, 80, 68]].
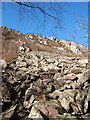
[[1, 104, 18, 119], [2, 100, 12, 112], [2, 81, 11, 101]]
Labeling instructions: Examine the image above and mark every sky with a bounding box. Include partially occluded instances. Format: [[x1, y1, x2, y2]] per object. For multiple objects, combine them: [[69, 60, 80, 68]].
[[2, 2, 88, 46]]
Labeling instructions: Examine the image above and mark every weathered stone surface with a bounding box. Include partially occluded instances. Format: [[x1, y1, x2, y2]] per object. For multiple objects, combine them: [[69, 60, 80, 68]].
[[63, 74, 78, 81], [71, 82, 81, 89], [34, 101, 60, 118], [53, 73, 61, 80], [0, 59, 7, 69], [28, 106, 43, 119], [23, 95, 36, 109]]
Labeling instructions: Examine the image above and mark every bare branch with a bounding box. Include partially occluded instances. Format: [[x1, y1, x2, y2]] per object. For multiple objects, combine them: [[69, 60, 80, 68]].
[[12, 0, 61, 21]]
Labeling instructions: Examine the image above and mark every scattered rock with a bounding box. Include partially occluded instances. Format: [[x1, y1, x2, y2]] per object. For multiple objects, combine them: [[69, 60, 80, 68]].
[[63, 74, 78, 81], [1, 26, 89, 119]]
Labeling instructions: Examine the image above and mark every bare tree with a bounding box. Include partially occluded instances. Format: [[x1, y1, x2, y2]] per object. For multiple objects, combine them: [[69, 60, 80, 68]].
[[13, 1, 61, 21], [4, 1, 88, 45], [10, 0, 66, 36]]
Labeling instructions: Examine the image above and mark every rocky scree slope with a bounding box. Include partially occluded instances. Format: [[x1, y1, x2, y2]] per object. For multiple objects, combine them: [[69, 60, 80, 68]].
[[0, 26, 90, 120], [0, 26, 88, 62]]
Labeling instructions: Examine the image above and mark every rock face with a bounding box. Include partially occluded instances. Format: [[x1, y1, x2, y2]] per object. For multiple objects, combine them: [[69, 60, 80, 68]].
[[1, 26, 90, 120]]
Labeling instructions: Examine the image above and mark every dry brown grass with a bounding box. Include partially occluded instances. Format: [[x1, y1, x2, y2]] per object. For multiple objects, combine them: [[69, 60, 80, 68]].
[[71, 69, 82, 74]]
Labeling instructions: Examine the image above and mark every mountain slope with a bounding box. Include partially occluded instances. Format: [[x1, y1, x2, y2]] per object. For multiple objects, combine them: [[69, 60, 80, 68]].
[[1, 26, 90, 120], [0, 26, 88, 62]]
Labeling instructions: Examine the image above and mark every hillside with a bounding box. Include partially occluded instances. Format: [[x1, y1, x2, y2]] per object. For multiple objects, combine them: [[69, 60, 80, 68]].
[[0, 26, 88, 62], [0, 26, 90, 120]]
